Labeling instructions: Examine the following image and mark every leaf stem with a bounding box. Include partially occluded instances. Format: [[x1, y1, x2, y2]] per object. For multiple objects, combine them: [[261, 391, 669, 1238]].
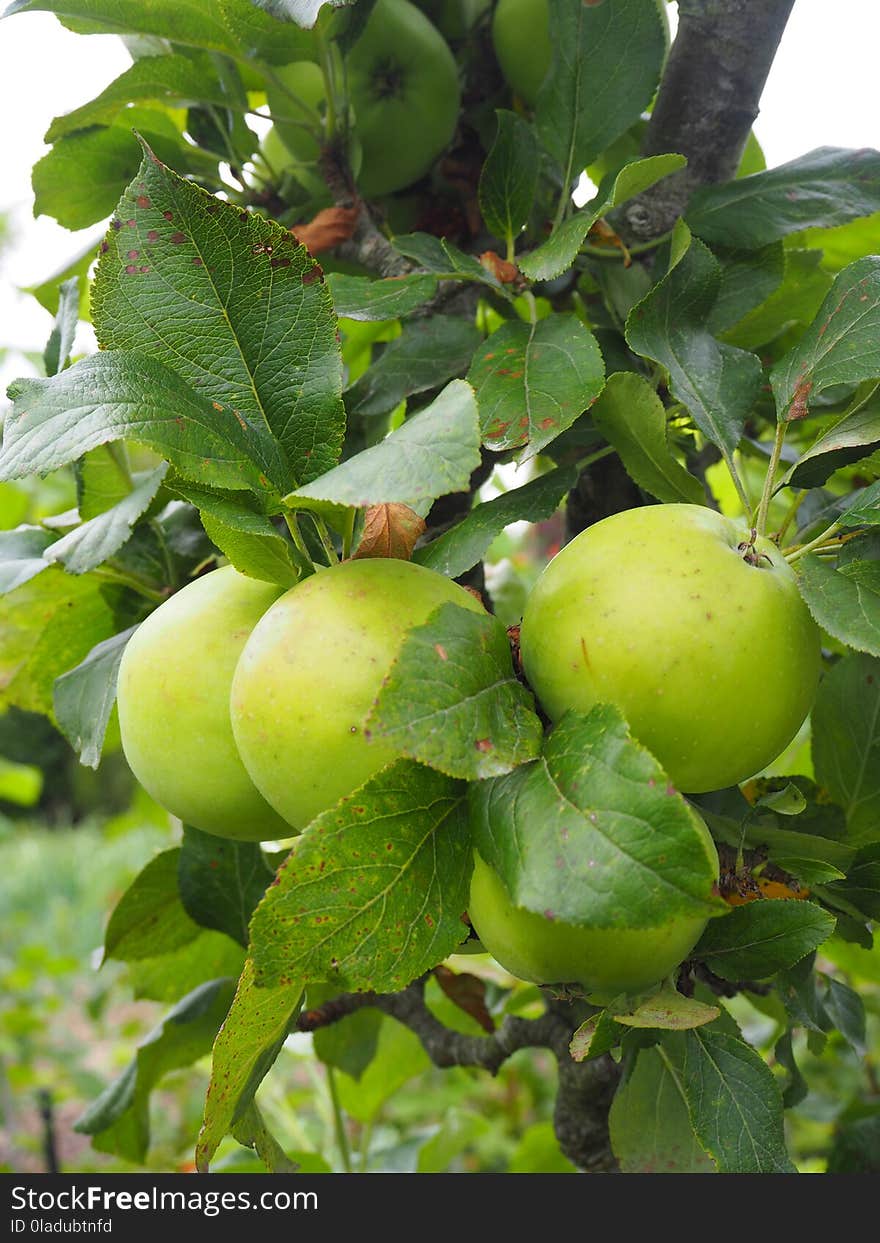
[[755, 421, 787, 536], [580, 230, 673, 261], [341, 507, 356, 560], [784, 522, 845, 565], [776, 488, 808, 546], [721, 447, 752, 517], [310, 514, 339, 565], [326, 1066, 352, 1173], [284, 512, 315, 570], [92, 567, 166, 603]]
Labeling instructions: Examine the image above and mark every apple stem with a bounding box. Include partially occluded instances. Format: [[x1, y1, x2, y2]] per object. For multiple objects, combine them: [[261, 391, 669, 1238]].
[[755, 421, 787, 537]]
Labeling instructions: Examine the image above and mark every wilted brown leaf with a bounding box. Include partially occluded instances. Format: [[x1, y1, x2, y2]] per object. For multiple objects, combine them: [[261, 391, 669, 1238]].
[[351, 503, 426, 562], [291, 205, 359, 256], [434, 964, 495, 1033], [479, 250, 520, 284]]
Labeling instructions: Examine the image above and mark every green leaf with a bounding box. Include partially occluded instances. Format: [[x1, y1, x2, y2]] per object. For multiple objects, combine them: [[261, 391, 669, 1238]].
[[129, 930, 246, 1005], [24, 237, 97, 317], [613, 990, 720, 1031], [32, 124, 190, 231], [43, 276, 80, 376], [92, 145, 343, 488], [335, 1014, 430, 1123], [569, 1010, 625, 1063], [0, 525, 54, 594], [345, 316, 481, 419], [53, 625, 137, 769], [45, 464, 168, 575], [535, 0, 666, 197], [328, 272, 438, 321], [590, 371, 706, 505], [813, 652, 880, 845], [0, 570, 121, 718], [777, 953, 831, 1035], [4, 0, 314, 63], [45, 52, 237, 142], [367, 603, 543, 780], [311, 991, 382, 1081], [706, 244, 785, 336], [286, 380, 481, 516], [103, 849, 202, 963], [679, 1027, 795, 1173], [394, 234, 498, 287], [469, 706, 721, 929], [231, 1102, 300, 1174], [770, 257, 880, 421], [687, 147, 880, 249], [254, 0, 349, 26], [179, 826, 274, 948], [694, 900, 835, 981], [249, 760, 472, 992], [414, 465, 576, 579], [723, 248, 832, 351], [823, 974, 867, 1052], [626, 222, 763, 461], [2, 352, 285, 495], [825, 843, 880, 922], [74, 978, 236, 1163], [796, 554, 880, 658], [196, 958, 303, 1172], [774, 1029, 809, 1108], [786, 389, 880, 488], [168, 480, 303, 587], [519, 153, 686, 283], [468, 313, 604, 458], [479, 110, 539, 252], [609, 1043, 716, 1174]]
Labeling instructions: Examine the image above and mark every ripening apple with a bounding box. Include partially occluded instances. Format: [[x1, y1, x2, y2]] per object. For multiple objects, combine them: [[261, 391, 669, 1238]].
[[519, 504, 821, 794], [266, 0, 461, 198], [117, 566, 291, 841], [230, 558, 484, 829], [468, 809, 719, 997]]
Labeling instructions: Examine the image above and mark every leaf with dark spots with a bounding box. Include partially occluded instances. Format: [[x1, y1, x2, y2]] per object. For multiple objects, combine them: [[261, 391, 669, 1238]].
[[249, 761, 473, 993], [92, 142, 343, 489], [771, 256, 880, 421], [367, 603, 543, 781], [467, 313, 604, 459]]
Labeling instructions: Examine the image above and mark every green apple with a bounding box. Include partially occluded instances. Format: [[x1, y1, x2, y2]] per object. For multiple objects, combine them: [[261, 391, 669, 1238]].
[[117, 566, 290, 841], [491, 0, 551, 107], [519, 504, 821, 794], [262, 61, 330, 201], [417, 0, 491, 39], [346, 0, 461, 196], [492, 0, 670, 108], [230, 558, 484, 829], [265, 0, 460, 198], [468, 811, 719, 996]]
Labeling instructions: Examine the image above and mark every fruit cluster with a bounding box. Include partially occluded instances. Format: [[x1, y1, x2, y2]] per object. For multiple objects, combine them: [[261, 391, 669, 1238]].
[[118, 504, 820, 996]]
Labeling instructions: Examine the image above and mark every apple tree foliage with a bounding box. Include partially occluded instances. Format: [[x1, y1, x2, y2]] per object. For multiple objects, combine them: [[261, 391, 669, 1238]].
[[3, 0, 880, 1174]]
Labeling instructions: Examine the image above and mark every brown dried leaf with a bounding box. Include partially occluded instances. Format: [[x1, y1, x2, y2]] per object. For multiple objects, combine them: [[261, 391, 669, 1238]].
[[352, 503, 426, 562], [434, 964, 495, 1033], [291, 205, 359, 256], [479, 250, 519, 284]]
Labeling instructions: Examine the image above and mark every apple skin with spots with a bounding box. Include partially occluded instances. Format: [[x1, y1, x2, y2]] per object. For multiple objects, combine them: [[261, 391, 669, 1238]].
[[468, 808, 719, 998], [519, 503, 821, 793], [230, 558, 484, 830], [117, 566, 290, 841]]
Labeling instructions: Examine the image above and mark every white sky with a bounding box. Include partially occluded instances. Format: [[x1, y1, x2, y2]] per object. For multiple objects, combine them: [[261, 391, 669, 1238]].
[[1, 1, 879, 387]]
